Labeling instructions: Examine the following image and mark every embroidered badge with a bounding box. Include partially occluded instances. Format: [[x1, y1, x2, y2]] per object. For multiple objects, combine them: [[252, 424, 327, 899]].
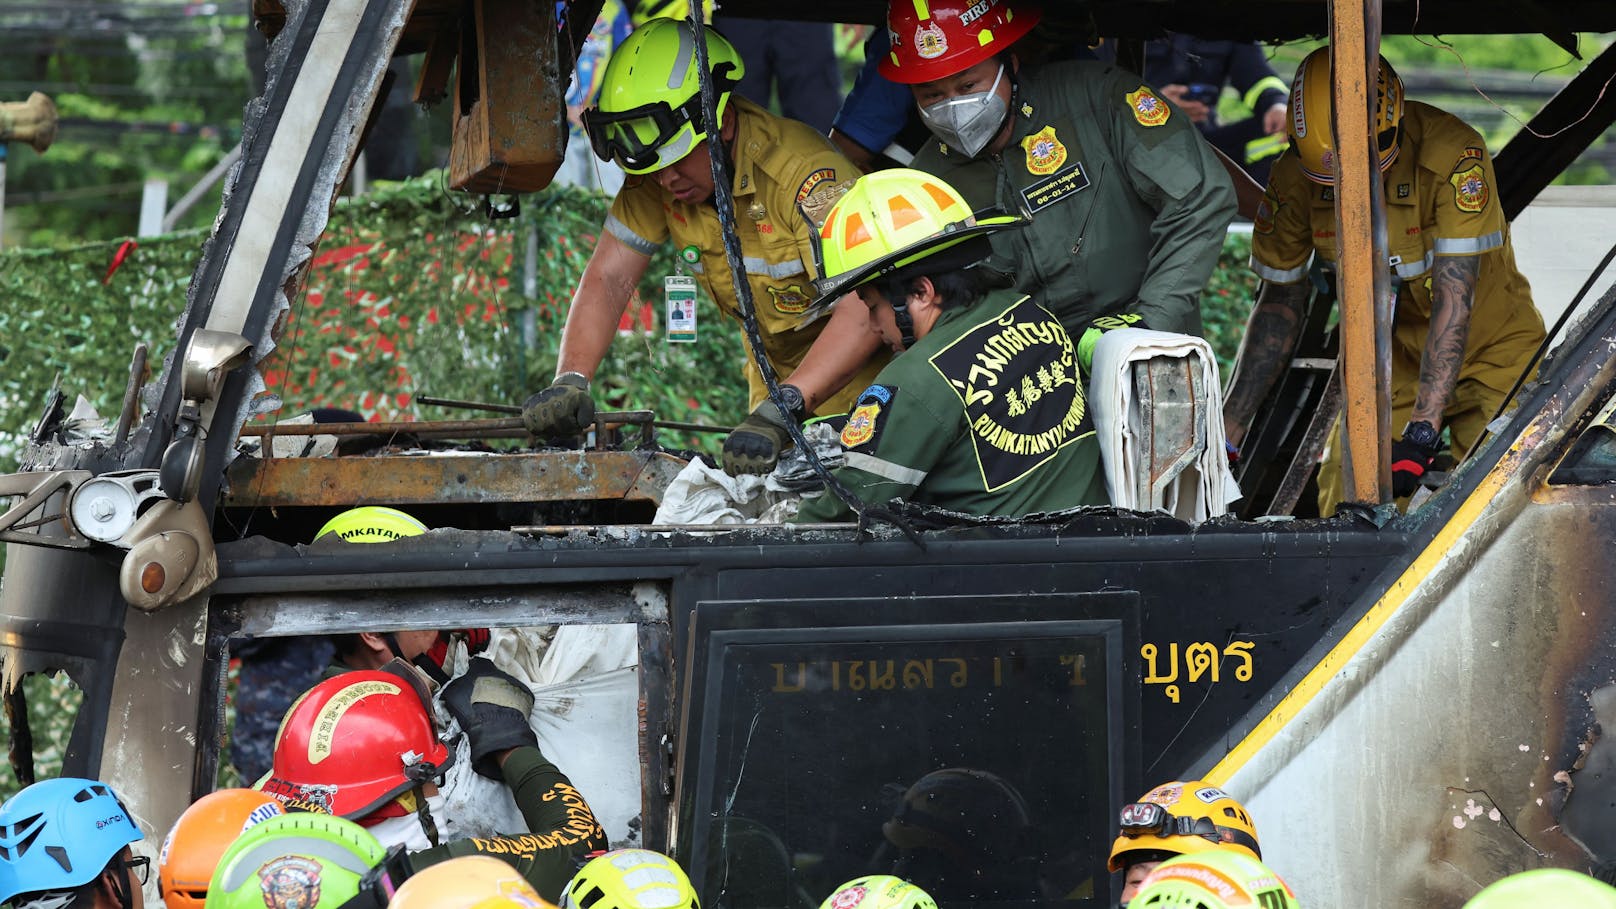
[[914, 22, 948, 58], [1253, 192, 1279, 235], [1126, 86, 1171, 127], [1450, 164, 1488, 213], [258, 856, 323, 909], [1397, 183, 1411, 198], [1459, 145, 1485, 163], [841, 385, 896, 450], [1021, 126, 1067, 176], [795, 168, 836, 205], [767, 284, 812, 314]]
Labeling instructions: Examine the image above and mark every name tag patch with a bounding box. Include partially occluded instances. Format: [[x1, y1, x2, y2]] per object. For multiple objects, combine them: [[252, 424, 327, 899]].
[[1019, 161, 1090, 215]]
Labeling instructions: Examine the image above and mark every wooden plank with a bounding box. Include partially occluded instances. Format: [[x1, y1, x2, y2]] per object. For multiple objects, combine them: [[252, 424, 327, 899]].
[[448, 0, 567, 193]]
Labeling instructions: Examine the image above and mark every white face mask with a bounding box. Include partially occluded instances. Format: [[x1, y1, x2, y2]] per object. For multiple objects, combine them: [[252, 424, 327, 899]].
[[366, 791, 448, 851], [918, 63, 1009, 158]]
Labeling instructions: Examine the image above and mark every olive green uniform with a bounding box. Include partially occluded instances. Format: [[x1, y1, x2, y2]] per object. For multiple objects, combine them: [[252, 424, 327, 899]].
[[912, 61, 1237, 337], [796, 290, 1106, 522], [408, 746, 607, 901]]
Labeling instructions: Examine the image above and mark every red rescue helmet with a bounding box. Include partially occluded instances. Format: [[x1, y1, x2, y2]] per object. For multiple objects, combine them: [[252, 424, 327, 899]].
[[259, 670, 452, 821], [878, 0, 1042, 85]]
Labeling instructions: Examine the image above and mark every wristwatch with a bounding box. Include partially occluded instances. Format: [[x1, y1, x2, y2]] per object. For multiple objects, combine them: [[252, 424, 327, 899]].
[[774, 384, 806, 424], [1402, 420, 1440, 450]]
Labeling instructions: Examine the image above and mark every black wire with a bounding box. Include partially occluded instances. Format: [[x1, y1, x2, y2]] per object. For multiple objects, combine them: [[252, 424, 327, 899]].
[[685, 1, 924, 548], [1466, 236, 1616, 459]]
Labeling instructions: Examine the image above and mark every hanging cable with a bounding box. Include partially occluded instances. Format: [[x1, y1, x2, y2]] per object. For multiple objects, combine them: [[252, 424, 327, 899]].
[[685, 0, 923, 546]]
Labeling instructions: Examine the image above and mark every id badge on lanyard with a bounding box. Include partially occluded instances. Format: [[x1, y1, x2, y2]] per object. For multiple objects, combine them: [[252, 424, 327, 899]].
[[665, 275, 698, 343]]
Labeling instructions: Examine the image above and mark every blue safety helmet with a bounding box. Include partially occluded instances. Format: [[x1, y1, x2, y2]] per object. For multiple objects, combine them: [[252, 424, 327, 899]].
[[0, 777, 143, 906]]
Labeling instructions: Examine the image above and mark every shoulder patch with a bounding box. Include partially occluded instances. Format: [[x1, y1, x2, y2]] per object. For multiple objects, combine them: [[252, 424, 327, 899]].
[[766, 283, 812, 314], [796, 168, 837, 205], [1450, 163, 1489, 213], [1459, 145, 1485, 164], [1253, 193, 1280, 235], [927, 296, 1093, 491], [1125, 86, 1171, 127], [841, 385, 896, 451]]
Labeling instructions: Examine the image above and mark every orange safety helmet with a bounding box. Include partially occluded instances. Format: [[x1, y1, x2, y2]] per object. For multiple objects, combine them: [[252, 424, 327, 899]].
[[389, 855, 558, 909], [879, 0, 1042, 85], [158, 789, 285, 909], [1286, 46, 1405, 184], [259, 670, 452, 821], [1107, 781, 1261, 873]]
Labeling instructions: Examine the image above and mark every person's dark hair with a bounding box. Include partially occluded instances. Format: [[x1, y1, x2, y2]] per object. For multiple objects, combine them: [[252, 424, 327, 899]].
[[866, 264, 1001, 314], [329, 633, 365, 658], [15, 859, 126, 909]]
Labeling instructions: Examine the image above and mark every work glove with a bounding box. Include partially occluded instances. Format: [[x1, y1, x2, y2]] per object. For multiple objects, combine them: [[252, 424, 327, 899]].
[[440, 657, 538, 779], [722, 387, 803, 476], [1077, 312, 1146, 374], [522, 372, 595, 436], [1390, 436, 1441, 498]]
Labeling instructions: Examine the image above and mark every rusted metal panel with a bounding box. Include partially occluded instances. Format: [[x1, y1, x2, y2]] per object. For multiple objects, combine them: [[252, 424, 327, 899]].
[[448, 0, 566, 193], [223, 450, 688, 507]]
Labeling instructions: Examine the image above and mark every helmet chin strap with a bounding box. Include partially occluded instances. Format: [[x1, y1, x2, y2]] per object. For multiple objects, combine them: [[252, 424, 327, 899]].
[[384, 633, 450, 687], [891, 298, 917, 350]]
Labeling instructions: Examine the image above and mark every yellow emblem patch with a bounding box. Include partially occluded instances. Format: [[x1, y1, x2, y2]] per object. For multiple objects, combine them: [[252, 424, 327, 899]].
[[1021, 126, 1067, 176], [1126, 86, 1171, 127], [842, 401, 881, 448], [767, 284, 811, 314], [1450, 164, 1489, 213]]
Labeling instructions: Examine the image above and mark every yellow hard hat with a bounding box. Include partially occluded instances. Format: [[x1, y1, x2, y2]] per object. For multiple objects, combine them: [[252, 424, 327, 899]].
[[388, 855, 556, 909], [1287, 46, 1404, 184], [1107, 781, 1261, 873], [313, 506, 427, 543], [559, 849, 698, 909], [812, 168, 1020, 303]]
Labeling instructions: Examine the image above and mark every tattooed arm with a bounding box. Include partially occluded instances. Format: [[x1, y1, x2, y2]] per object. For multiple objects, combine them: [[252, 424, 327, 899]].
[[1411, 256, 1479, 429], [1222, 281, 1311, 447]]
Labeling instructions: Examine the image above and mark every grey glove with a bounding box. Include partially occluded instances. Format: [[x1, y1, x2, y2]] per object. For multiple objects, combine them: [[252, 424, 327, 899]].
[[440, 657, 538, 779], [522, 372, 595, 436]]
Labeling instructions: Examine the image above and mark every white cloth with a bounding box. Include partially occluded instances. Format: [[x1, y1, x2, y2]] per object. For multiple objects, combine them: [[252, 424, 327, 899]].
[[1089, 328, 1242, 521], [436, 625, 643, 847], [651, 423, 843, 525]]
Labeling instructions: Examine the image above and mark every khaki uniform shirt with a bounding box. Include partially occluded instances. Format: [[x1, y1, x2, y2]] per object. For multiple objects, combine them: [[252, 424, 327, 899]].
[[1251, 100, 1544, 395], [605, 96, 887, 414]]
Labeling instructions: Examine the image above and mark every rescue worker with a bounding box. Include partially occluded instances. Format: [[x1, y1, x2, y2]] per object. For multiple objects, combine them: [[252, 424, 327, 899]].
[[387, 855, 556, 909], [260, 660, 608, 901], [157, 788, 285, 909], [521, 17, 888, 477], [559, 849, 699, 909], [882, 0, 1237, 342], [1461, 868, 1616, 907], [792, 168, 1107, 523], [208, 813, 387, 909], [1221, 48, 1546, 513], [1107, 781, 1263, 907], [0, 778, 147, 909], [1127, 851, 1298, 909], [819, 876, 938, 909]]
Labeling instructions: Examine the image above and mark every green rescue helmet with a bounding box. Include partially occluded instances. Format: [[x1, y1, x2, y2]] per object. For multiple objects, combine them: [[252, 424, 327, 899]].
[[819, 876, 938, 909], [205, 813, 385, 909], [582, 17, 744, 175], [1461, 868, 1616, 908], [1129, 851, 1297, 909], [313, 506, 426, 543]]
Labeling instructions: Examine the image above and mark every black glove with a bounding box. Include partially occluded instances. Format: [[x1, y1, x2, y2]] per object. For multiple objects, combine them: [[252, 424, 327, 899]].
[[1390, 435, 1440, 498], [722, 386, 803, 477], [522, 372, 595, 436], [440, 657, 538, 779]]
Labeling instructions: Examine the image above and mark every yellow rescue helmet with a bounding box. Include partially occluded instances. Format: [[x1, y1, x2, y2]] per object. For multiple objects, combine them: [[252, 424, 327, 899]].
[[1107, 781, 1261, 873], [314, 506, 427, 543], [560, 849, 698, 909], [812, 168, 1020, 304], [1287, 46, 1404, 184], [388, 855, 557, 909]]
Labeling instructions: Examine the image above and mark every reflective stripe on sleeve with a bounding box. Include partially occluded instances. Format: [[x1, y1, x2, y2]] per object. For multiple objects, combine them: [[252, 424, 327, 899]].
[[1249, 253, 1311, 284], [1391, 250, 1434, 279], [603, 214, 659, 256], [843, 451, 929, 487], [1433, 232, 1504, 256], [1242, 75, 1288, 112]]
